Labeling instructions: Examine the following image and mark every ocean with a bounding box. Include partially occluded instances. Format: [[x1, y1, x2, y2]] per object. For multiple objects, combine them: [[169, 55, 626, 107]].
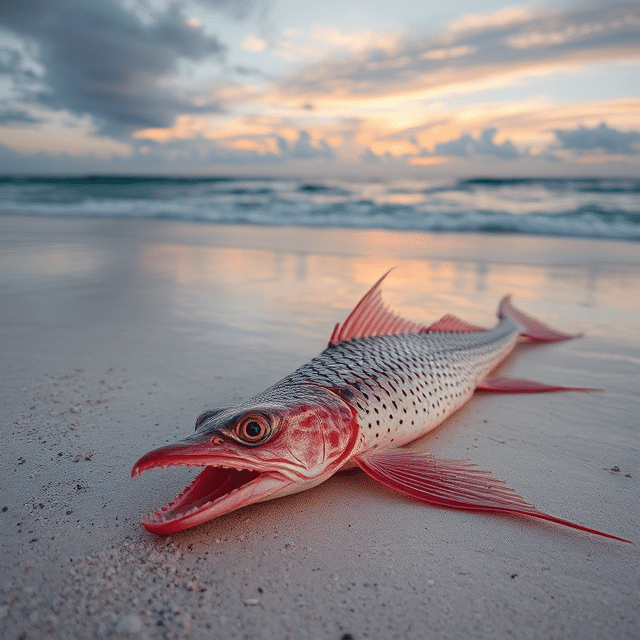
[[1, 175, 639, 241]]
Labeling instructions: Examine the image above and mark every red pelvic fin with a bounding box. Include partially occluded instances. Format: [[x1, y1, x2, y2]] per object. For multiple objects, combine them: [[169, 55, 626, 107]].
[[354, 451, 631, 543], [476, 376, 603, 393], [425, 315, 486, 334], [329, 269, 431, 345], [499, 295, 579, 342]]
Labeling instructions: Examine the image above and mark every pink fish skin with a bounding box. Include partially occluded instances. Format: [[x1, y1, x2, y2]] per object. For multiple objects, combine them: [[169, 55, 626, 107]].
[[132, 271, 630, 543]]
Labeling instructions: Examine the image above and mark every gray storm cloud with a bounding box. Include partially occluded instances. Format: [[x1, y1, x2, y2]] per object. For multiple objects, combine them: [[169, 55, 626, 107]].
[[0, 0, 260, 133]]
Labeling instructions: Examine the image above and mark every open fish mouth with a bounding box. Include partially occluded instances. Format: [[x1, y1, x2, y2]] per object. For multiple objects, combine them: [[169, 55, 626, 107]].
[[132, 451, 291, 534]]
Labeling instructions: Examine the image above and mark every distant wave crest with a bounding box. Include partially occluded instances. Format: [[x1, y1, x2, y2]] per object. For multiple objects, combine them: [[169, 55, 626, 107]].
[[1, 175, 639, 241]]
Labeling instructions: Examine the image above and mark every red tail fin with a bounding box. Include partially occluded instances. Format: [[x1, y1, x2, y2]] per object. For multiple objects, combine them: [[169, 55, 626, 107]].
[[498, 296, 579, 343]]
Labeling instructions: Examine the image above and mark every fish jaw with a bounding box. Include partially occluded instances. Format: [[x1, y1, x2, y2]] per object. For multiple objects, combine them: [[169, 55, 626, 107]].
[[132, 385, 360, 534], [132, 441, 294, 534]]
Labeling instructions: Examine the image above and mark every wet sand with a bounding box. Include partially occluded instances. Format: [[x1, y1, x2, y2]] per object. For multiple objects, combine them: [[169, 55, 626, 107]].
[[1, 214, 638, 639]]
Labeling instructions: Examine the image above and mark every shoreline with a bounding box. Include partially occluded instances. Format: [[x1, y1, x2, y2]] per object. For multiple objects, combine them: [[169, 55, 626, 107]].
[[1, 214, 638, 639], [2, 211, 640, 263]]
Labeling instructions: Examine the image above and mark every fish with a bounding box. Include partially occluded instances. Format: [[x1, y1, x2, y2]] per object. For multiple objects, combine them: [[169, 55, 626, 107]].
[[132, 270, 630, 543]]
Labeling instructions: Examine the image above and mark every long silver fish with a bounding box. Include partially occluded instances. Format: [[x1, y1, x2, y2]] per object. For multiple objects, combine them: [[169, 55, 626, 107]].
[[132, 271, 629, 542]]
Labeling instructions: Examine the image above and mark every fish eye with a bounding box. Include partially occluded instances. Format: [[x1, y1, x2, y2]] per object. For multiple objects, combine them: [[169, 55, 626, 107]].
[[236, 415, 272, 445]]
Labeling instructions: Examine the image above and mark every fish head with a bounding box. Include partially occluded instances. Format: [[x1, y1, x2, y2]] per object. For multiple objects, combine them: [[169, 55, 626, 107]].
[[131, 384, 359, 534]]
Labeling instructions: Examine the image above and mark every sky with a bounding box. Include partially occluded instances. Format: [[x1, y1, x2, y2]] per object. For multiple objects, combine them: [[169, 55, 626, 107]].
[[0, 0, 639, 178]]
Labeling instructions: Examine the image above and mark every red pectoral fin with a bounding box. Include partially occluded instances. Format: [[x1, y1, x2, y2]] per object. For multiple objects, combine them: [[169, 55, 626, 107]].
[[354, 451, 630, 543], [476, 376, 602, 393]]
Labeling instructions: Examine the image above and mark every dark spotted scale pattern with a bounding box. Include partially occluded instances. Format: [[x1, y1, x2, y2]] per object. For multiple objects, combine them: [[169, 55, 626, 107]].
[[270, 316, 522, 457]]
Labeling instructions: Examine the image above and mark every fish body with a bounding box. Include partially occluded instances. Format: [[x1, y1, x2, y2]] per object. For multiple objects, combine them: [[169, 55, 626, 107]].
[[287, 318, 519, 461], [133, 271, 629, 542]]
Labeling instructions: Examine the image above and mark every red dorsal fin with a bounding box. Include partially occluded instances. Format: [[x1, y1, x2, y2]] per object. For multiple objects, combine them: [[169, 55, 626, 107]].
[[329, 270, 486, 346], [355, 451, 631, 543], [425, 315, 486, 334], [329, 270, 430, 345]]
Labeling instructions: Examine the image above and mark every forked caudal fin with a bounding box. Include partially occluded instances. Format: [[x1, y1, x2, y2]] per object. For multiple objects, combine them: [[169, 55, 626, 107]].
[[499, 295, 579, 342], [355, 451, 631, 543]]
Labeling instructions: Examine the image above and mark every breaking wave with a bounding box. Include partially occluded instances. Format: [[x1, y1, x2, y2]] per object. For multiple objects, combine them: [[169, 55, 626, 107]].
[[1, 175, 639, 241]]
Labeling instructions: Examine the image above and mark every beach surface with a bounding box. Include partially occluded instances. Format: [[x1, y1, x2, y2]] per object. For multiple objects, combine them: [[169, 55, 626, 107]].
[[1, 214, 638, 639]]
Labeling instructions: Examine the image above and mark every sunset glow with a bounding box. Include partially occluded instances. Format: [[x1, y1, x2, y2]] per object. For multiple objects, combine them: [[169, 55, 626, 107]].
[[0, 1, 638, 177]]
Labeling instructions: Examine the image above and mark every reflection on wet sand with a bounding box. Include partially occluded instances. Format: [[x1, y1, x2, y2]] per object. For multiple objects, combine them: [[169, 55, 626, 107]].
[[139, 231, 640, 344]]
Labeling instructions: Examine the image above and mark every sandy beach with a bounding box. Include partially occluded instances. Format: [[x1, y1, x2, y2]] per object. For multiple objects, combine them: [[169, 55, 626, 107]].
[[1, 213, 638, 640]]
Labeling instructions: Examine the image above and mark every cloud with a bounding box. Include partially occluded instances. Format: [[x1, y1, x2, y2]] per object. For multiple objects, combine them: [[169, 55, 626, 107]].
[[278, 1, 640, 99], [447, 5, 535, 33], [272, 25, 402, 62], [139, 128, 336, 167], [202, 129, 335, 162], [553, 122, 640, 154], [432, 128, 523, 160], [360, 148, 380, 164], [0, 107, 43, 126], [242, 34, 269, 52], [287, 130, 334, 159], [195, 0, 264, 22], [130, 124, 336, 168], [432, 134, 476, 157], [0, 46, 39, 84], [358, 126, 524, 166], [0, 0, 232, 134]]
